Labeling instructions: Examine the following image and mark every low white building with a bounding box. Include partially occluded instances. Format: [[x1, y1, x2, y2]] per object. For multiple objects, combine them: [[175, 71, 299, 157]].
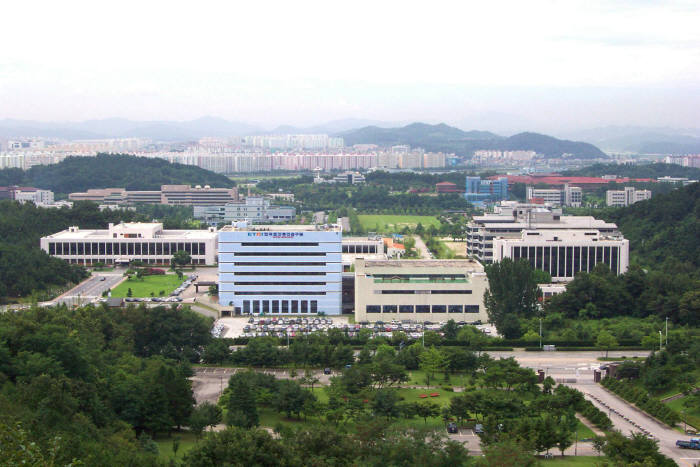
[[11, 187, 54, 205], [526, 184, 582, 207], [40, 222, 218, 265], [491, 229, 629, 282], [193, 197, 295, 225], [606, 187, 651, 207]]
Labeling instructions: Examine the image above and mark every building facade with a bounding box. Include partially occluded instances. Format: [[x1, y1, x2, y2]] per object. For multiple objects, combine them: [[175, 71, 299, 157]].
[[69, 184, 239, 206], [218, 223, 342, 315], [354, 259, 489, 323], [526, 184, 582, 207], [466, 202, 621, 264], [40, 222, 218, 265], [465, 176, 509, 204], [193, 197, 295, 225], [491, 230, 629, 281], [606, 187, 652, 207]]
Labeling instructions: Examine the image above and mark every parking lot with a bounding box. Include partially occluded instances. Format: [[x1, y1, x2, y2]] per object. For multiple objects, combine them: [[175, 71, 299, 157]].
[[215, 316, 493, 339]]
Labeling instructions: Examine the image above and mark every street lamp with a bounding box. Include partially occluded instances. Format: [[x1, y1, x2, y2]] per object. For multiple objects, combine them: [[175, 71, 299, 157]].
[[658, 331, 662, 351]]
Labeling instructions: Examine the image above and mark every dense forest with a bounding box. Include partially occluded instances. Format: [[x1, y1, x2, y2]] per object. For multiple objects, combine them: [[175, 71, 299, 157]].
[[0, 201, 194, 300], [562, 162, 700, 180], [0, 154, 234, 193], [0, 303, 211, 465]]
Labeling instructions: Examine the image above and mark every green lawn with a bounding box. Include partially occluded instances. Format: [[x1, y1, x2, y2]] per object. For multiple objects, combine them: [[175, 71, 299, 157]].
[[155, 432, 198, 461], [357, 215, 440, 233], [110, 274, 182, 298], [666, 396, 700, 430], [539, 456, 606, 466], [575, 420, 596, 439]]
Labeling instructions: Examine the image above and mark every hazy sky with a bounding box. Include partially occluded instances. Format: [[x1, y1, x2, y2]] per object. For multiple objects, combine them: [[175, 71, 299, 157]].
[[2, 0, 700, 134]]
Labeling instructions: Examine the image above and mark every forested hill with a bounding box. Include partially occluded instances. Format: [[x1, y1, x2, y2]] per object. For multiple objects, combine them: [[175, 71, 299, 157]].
[[0, 153, 234, 193], [562, 162, 700, 180], [605, 182, 700, 269], [339, 123, 607, 159]]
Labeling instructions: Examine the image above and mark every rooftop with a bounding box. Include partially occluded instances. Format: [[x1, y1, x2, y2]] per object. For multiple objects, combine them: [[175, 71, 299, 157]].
[[220, 223, 341, 232], [362, 259, 484, 271]]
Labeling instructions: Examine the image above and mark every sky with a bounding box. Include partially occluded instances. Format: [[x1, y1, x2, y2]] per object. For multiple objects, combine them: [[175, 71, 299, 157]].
[[1, 0, 700, 134]]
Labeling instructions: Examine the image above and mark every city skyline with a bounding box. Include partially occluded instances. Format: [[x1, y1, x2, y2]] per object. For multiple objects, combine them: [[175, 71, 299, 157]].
[[2, 1, 700, 134]]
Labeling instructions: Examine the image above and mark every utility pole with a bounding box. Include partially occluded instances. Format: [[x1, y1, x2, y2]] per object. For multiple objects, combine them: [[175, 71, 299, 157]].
[[539, 318, 542, 349], [665, 317, 668, 347], [658, 331, 662, 351]]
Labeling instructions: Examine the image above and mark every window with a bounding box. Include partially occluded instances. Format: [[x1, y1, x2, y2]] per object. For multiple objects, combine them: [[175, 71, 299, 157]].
[[300, 300, 308, 313], [366, 305, 381, 313], [91, 243, 98, 255], [243, 301, 250, 314], [185, 242, 192, 254], [416, 305, 430, 313], [432, 305, 446, 313], [252, 301, 260, 313], [156, 243, 163, 255], [241, 242, 318, 247], [291, 301, 298, 313], [399, 305, 414, 313], [431, 290, 472, 294], [282, 301, 289, 313], [465, 305, 479, 313], [107, 243, 113, 255], [49, 243, 55, 254], [192, 243, 199, 255], [127, 243, 133, 255], [149, 243, 156, 255], [382, 305, 397, 313], [120, 243, 127, 255], [311, 301, 318, 313], [272, 301, 279, 313], [70, 243, 77, 255], [263, 301, 269, 314], [449, 305, 463, 313]]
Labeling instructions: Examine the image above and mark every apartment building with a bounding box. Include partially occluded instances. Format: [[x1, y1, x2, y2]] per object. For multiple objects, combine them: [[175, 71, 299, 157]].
[[491, 229, 629, 281], [40, 222, 218, 265], [193, 197, 295, 225], [526, 184, 582, 207], [218, 223, 343, 315], [354, 259, 489, 323], [606, 187, 652, 207], [69, 185, 239, 206], [466, 202, 620, 264]]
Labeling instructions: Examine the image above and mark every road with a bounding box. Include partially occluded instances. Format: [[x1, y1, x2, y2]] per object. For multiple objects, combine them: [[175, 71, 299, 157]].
[[412, 235, 433, 259], [44, 271, 124, 307]]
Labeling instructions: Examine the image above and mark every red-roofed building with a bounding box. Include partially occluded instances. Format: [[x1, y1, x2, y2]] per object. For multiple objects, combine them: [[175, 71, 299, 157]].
[[436, 181, 461, 193], [489, 175, 655, 188]]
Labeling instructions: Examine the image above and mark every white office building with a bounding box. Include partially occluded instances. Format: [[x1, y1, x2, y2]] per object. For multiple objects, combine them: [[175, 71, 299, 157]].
[[12, 187, 55, 205], [41, 222, 218, 265], [526, 184, 582, 207], [606, 187, 652, 207], [218, 223, 342, 315], [492, 230, 629, 281], [193, 197, 295, 225], [466, 202, 621, 264]]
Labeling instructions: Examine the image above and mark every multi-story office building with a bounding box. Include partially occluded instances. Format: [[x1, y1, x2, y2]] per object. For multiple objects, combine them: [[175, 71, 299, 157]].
[[69, 185, 238, 206], [341, 236, 386, 271], [0, 186, 54, 204], [491, 230, 629, 281], [40, 222, 218, 265], [354, 259, 489, 323], [333, 171, 366, 184], [218, 223, 342, 315], [466, 202, 620, 264], [193, 197, 295, 225], [605, 187, 652, 207], [526, 184, 582, 207], [465, 176, 509, 205]]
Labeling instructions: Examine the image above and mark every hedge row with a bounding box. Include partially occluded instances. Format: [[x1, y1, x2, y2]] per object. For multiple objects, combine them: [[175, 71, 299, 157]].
[[601, 378, 680, 426], [556, 385, 613, 431]]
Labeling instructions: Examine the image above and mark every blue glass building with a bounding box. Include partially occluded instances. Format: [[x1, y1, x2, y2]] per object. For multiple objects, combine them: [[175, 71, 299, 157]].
[[218, 223, 342, 315], [464, 176, 509, 203]]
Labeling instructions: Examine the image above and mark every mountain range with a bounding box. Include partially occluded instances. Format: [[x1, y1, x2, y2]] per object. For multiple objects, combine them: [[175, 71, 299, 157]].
[[0, 117, 606, 158], [564, 126, 700, 154], [339, 123, 607, 159]]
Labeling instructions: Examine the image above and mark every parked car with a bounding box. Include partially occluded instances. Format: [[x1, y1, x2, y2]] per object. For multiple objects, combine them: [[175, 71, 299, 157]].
[[447, 422, 458, 434], [474, 424, 484, 434], [323, 368, 332, 375]]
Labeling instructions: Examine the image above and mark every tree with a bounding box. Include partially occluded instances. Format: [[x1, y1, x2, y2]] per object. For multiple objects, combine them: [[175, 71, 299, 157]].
[[226, 376, 258, 428], [127, 287, 133, 297], [478, 439, 535, 467], [419, 346, 448, 386], [189, 402, 222, 438], [442, 319, 459, 340], [274, 380, 313, 419], [414, 401, 440, 424], [172, 250, 191, 267], [596, 330, 618, 358], [372, 390, 401, 420], [483, 258, 541, 338]]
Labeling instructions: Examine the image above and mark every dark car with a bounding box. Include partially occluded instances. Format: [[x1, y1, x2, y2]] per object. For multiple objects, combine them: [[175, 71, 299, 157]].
[[323, 368, 332, 375], [447, 422, 458, 434]]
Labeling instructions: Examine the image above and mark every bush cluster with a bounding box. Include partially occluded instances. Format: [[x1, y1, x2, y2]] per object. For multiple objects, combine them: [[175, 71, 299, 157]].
[[602, 378, 680, 426]]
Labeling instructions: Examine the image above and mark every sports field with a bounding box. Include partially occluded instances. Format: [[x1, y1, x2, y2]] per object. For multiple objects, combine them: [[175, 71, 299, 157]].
[[110, 274, 181, 298], [358, 215, 440, 233]]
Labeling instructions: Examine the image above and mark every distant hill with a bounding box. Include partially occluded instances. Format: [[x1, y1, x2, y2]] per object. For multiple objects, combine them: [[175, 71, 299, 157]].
[[0, 154, 234, 193], [562, 163, 700, 180], [339, 123, 606, 158], [564, 126, 700, 154], [0, 117, 261, 141]]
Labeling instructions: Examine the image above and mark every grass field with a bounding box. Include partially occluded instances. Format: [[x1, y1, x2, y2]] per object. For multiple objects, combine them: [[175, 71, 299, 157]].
[[110, 274, 181, 298], [155, 432, 198, 461], [666, 395, 700, 430], [358, 214, 440, 233], [539, 456, 605, 466]]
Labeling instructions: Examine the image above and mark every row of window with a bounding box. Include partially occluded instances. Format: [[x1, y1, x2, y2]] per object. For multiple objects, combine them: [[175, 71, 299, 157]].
[[47, 241, 207, 256], [366, 305, 480, 313], [63, 258, 207, 265], [342, 245, 378, 253], [377, 290, 472, 294], [511, 245, 620, 277], [233, 282, 327, 286], [242, 299, 318, 314], [240, 242, 319, 247], [230, 252, 327, 256], [235, 291, 327, 296], [232, 262, 327, 266]]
